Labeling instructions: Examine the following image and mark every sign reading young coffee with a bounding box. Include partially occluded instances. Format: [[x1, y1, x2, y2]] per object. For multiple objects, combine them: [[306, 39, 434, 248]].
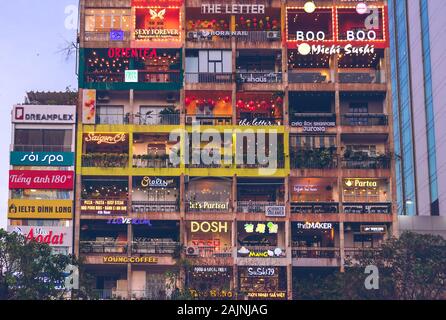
[[13, 105, 76, 124], [8, 225, 73, 248], [10, 151, 74, 166], [103, 256, 158, 264], [9, 170, 74, 190], [134, 7, 180, 41], [8, 200, 73, 219], [80, 200, 127, 215]]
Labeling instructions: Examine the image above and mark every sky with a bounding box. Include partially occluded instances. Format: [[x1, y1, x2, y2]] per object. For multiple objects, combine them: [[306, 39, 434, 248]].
[[0, 0, 78, 229]]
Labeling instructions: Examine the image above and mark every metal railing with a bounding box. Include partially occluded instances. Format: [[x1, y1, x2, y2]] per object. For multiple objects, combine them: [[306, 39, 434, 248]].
[[344, 247, 381, 260], [131, 241, 179, 254], [341, 114, 388, 126], [235, 158, 285, 169], [338, 70, 385, 84], [186, 115, 232, 125], [291, 202, 339, 214], [185, 246, 232, 258], [186, 30, 232, 41], [85, 71, 181, 83], [91, 289, 170, 300], [82, 153, 128, 168], [290, 150, 338, 169], [237, 201, 284, 213], [236, 72, 282, 84], [85, 0, 130, 7], [237, 246, 286, 258], [131, 201, 179, 213], [84, 31, 131, 42], [95, 113, 180, 125], [292, 247, 340, 259], [80, 241, 128, 254], [185, 72, 233, 84], [343, 203, 392, 214], [239, 31, 281, 42], [13, 145, 72, 152], [132, 156, 178, 168], [288, 71, 332, 83], [341, 157, 391, 169]]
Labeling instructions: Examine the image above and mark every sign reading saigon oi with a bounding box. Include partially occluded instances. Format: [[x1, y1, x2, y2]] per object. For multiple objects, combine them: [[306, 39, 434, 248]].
[[10, 152, 74, 166], [13, 105, 76, 124]]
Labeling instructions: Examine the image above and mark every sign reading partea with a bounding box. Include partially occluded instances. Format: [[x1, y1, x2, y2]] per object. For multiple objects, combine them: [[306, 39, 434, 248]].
[[8, 200, 73, 219]]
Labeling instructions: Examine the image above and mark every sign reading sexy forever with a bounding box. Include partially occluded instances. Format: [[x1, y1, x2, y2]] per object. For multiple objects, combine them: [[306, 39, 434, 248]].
[[9, 170, 74, 190]]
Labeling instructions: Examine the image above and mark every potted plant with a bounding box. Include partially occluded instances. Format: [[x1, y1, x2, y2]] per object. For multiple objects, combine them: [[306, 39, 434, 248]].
[[159, 106, 180, 125]]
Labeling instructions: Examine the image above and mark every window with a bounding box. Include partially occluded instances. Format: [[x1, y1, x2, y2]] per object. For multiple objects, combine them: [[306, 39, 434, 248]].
[[346, 145, 377, 157], [349, 102, 368, 113], [85, 9, 131, 32], [198, 50, 232, 73], [11, 189, 72, 200], [97, 105, 124, 124], [14, 129, 72, 152]]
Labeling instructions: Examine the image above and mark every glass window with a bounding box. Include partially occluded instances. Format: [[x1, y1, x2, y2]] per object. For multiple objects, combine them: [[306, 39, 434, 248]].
[[85, 9, 131, 32], [97, 105, 124, 125], [14, 129, 72, 152]]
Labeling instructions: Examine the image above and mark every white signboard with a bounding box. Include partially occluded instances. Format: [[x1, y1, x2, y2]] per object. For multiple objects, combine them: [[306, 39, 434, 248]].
[[13, 105, 76, 124], [8, 225, 73, 248], [265, 206, 286, 217]]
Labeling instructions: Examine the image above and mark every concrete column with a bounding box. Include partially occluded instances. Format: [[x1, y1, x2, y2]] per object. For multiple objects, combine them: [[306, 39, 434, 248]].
[[339, 222, 345, 273], [127, 263, 132, 300], [287, 264, 293, 300]]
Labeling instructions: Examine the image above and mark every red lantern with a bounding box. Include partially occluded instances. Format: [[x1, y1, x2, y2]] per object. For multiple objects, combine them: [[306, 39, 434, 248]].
[[185, 97, 191, 105], [224, 96, 230, 103], [276, 96, 283, 104]]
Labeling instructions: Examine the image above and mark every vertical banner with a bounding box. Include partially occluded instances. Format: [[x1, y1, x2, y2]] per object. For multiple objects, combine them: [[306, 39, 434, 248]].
[[82, 89, 96, 124]]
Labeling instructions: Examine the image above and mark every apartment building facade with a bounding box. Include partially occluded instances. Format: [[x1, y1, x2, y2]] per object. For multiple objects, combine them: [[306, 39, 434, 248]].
[[76, 0, 395, 300], [8, 92, 76, 256]]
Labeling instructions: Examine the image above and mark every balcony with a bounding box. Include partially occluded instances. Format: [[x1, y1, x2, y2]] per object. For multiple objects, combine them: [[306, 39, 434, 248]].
[[132, 155, 178, 169], [185, 246, 232, 258], [341, 156, 391, 169], [344, 247, 381, 260], [341, 114, 388, 126], [84, 31, 131, 42], [291, 202, 339, 214], [292, 247, 340, 259], [237, 201, 285, 214], [186, 114, 232, 126], [185, 73, 233, 84], [290, 148, 337, 169], [236, 72, 282, 84], [237, 246, 286, 258], [85, 71, 181, 86], [82, 153, 128, 168], [338, 70, 385, 84], [80, 241, 128, 254], [96, 112, 180, 126], [238, 31, 281, 43], [343, 203, 392, 214], [236, 157, 285, 169], [288, 71, 333, 84], [131, 241, 180, 255], [132, 201, 179, 213]]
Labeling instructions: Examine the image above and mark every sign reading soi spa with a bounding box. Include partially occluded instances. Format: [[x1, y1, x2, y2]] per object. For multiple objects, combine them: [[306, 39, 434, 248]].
[[9, 170, 74, 190], [10, 151, 74, 166], [13, 105, 76, 124]]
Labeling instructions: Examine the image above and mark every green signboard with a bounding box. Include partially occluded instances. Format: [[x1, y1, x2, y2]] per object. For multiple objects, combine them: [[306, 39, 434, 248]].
[[10, 152, 75, 166]]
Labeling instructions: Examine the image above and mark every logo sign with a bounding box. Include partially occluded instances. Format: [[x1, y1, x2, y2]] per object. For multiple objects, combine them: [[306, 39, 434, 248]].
[[82, 89, 96, 124], [108, 48, 157, 59], [201, 4, 265, 14], [84, 133, 127, 145], [13, 105, 75, 124], [80, 200, 127, 215], [190, 221, 229, 233], [107, 217, 152, 225], [135, 7, 180, 41], [125, 70, 138, 83], [8, 200, 73, 219], [238, 118, 275, 126], [193, 266, 229, 273], [10, 152, 74, 167], [290, 120, 336, 132], [344, 179, 379, 188], [141, 176, 175, 188], [297, 222, 333, 230], [265, 206, 286, 217], [246, 267, 277, 277], [246, 292, 286, 300], [110, 30, 125, 41], [293, 185, 319, 193], [8, 226, 73, 248], [103, 256, 158, 264], [188, 201, 229, 211], [243, 222, 278, 234], [9, 170, 74, 190], [360, 225, 387, 234]]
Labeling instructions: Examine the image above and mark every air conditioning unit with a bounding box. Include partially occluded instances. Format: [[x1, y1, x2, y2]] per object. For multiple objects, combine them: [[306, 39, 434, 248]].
[[187, 31, 198, 40], [267, 31, 280, 40], [96, 91, 110, 102], [186, 246, 199, 256]]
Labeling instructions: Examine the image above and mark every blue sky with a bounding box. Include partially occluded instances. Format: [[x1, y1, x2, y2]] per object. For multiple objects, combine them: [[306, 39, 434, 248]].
[[0, 0, 78, 229]]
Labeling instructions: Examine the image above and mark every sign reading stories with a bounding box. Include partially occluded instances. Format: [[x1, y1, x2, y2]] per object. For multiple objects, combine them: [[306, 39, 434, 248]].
[[80, 199, 127, 215], [8, 225, 73, 247], [9, 170, 74, 190], [13, 105, 75, 124], [10, 152, 74, 167], [8, 200, 73, 219]]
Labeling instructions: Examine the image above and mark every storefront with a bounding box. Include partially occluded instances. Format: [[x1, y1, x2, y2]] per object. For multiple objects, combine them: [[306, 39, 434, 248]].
[[237, 178, 285, 214], [185, 91, 232, 125], [186, 266, 233, 299], [132, 220, 180, 255], [344, 223, 388, 249], [236, 92, 283, 126], [290, 178, 338, 214], [81, 177, 128, 216], [292, 222, 338, 258], [132, 176, 179, 213], [238, 266, 287, 300], [185, 177, 232, 213], [186, 221, 232, 258], [82, 133, 129, 168], [80, 220, 128, 254], [133, 134, 178, 168], [342, 178, 391, 213], [237, 221, 285, 258]]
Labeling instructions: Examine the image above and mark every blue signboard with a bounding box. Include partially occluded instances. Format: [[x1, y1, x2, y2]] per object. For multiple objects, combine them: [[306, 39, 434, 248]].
[[10, 152, 75, 166], [110, 30, 125, 41]]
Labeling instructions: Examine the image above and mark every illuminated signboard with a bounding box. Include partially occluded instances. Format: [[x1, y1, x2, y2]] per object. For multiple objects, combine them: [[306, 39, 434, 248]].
[[201, 4, 265, 14], [13, 105, 75, 124], [107, 217, 152, 225], [188, 201, 229, 211], [286, 5, 389, 51], [190, 221, 229, 233], [84, 133, 127, 145], [8, 200, 73, 219], [110, 30, 125, 41], [296, 222, 333, 230], [103, 256, 158, 264], [344, 179, 379, 188], [246, 292, 286, 299], [134, 7, 181, 41], [9, 170, 74, 190], [125, 70, 138, 82], [10, 151, 74, 167], [141, 176, 175, 188], [243, 222, 278, 234], [80, 199, 127, 215], [360, 225, 387, 234], [8, 225, 73, 248]]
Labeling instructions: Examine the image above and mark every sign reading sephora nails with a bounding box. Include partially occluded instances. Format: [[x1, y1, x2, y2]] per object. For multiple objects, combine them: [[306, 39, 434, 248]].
[[10, 152, 74, 166]]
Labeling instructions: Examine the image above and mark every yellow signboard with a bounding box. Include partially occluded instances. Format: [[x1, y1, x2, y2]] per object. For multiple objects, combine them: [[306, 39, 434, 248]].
[[8, 199, 73, 219]]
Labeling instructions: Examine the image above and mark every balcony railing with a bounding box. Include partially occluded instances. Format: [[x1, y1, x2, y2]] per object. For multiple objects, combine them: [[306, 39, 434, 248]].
[[237, 246, 286, 258], [236, 157, 285, 169], [84, 31, 131, 42], [291, 202, 339, 214], [341, 114, 388, 126], [239, 31, 281, 42], [80, 241, 128, 254], [132, 201, 179, 213], [185, 246, 232, 258], [96, 113, 180, 125], [186, 30, 232, 42], [132, 156, 178, 168], [186, 115, 232, 125], [292, 247, 340, 259], [131, 241, 179, 254], [344, 247, 381, 260], [85, 0, 130, 7], [338, 70, 385, 84], [341, 156, 391, 169], [85, 71, 181, 83], [236, 72, 282, 84], [82, 153, 128, 168], [290, 149, 338, 169], [237, 201, 284, 213], [343, 203, 392, 214], [13, 145, 72, 152], [185, 72, 233, 84], [92, 289, 170, 300], [288, 71, 332, 83]]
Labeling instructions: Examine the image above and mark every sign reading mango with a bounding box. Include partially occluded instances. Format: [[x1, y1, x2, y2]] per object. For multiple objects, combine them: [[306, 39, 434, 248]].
[[8, 199, 73, 219]]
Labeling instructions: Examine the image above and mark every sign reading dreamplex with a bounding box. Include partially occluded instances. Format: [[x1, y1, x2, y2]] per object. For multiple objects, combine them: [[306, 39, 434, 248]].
[[8, 225, 73, 247], [13, 105, 76, 124]]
